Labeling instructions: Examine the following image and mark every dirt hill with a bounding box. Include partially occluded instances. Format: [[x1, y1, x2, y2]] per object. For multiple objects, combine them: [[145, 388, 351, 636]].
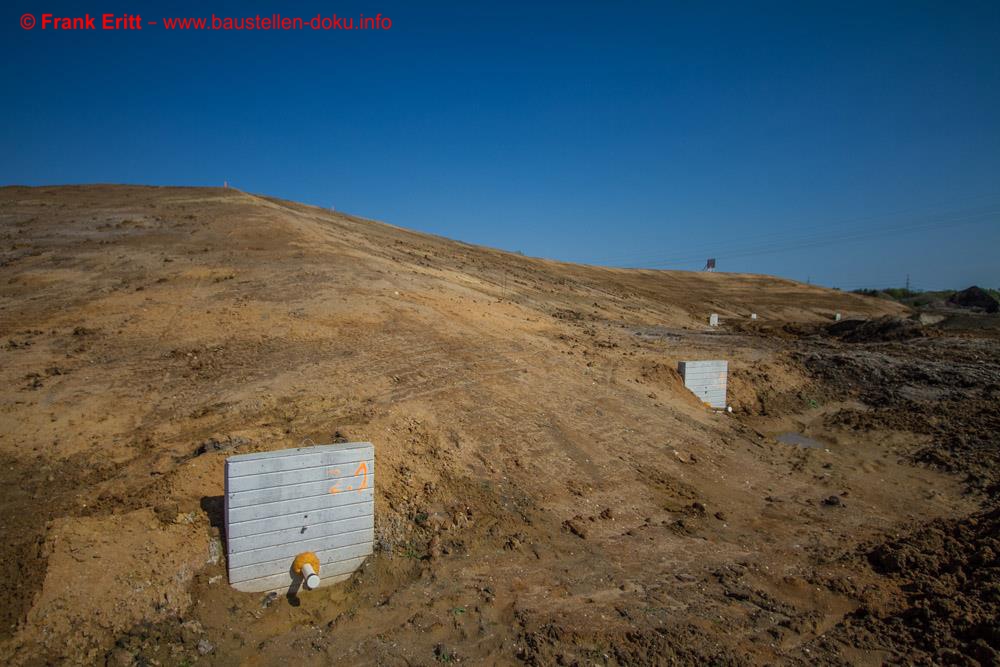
[[3, 185, 996, 666], [949, 285, 1000, 313]]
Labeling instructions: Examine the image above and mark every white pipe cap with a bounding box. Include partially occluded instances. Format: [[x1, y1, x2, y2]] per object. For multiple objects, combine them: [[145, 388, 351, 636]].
[[301, 563, 320, 590]]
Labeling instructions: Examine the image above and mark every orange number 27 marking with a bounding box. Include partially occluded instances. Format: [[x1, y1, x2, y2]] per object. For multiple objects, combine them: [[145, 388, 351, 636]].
[[328, 461, 369, 495]]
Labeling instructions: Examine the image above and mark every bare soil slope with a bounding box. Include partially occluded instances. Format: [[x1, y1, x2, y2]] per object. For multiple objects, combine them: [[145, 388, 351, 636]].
[[1, 186, 994, 666]]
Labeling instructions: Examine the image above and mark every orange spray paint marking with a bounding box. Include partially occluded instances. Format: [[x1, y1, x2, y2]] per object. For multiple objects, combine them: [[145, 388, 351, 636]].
[[353, 461, 368, 491], [327, 468, 343, 494], [327, 464, 367, 495]]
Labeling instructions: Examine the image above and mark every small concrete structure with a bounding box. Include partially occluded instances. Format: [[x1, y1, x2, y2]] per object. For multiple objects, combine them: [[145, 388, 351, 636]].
[[678, 360, 728, 408], [709, 313, 719, 327], [224, 442, 375, 593]]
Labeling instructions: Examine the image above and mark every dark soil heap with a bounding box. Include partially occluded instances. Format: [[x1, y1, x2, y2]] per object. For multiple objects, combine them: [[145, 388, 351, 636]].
[[815, 508, 1000, 665], [948, 286, 999, 314], [826, 315, 926, 343]]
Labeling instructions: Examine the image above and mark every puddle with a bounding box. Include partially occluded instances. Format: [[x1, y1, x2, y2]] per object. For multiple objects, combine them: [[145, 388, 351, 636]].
[[774, 432, 825, 449], [631, 326, 681, 341]]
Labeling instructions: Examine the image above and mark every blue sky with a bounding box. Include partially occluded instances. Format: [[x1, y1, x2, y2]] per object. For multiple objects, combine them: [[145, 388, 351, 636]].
[[3, 1, 999, 289]]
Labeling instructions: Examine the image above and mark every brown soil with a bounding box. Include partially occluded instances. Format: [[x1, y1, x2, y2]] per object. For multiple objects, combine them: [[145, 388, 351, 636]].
[[0, 185, 996, 666], [825, 315, 926, 343]]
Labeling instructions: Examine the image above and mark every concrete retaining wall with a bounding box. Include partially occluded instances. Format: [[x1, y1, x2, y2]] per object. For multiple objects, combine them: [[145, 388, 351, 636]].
[[678, 360, 728, 408], [224, 442, 375, 592]]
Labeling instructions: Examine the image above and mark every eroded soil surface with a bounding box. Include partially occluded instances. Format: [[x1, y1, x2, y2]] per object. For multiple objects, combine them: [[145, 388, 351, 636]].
[[0, 186, 996, 666]]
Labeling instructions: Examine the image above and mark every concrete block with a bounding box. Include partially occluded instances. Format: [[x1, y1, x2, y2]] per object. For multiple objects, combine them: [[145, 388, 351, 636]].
[[224, 442, 374, 592], [678, 360, 728, 408]]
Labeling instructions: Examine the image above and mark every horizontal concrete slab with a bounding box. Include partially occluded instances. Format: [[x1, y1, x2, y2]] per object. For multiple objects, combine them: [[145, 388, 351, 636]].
[[227, 443, 374, 477], [226, 486, 375, 524], [227, 442, 372, 463], [228, 527, 374, 569], [228, 514, 374, 555], [679, 361, 727, 369], [227, 458, 373, 493], [230, 556, 368, 592], [227, 473, 376, 508], [230, 543, 372, 585], [227, 499, 374, 540]]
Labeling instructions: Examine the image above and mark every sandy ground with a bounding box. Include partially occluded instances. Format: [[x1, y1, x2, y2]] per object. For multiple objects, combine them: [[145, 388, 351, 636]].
[[0, 185, 996, 666]]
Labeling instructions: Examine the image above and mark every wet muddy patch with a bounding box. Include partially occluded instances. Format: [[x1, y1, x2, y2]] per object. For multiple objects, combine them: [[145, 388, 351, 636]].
[[774, 432, 826, 449]]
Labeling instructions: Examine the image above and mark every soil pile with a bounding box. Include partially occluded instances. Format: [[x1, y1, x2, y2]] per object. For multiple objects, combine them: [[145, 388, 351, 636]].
[[826, 315, 925, 343], [796, 507, 1000, 665], [948, 286, 999, 313], [801, 335, 1000, 493]]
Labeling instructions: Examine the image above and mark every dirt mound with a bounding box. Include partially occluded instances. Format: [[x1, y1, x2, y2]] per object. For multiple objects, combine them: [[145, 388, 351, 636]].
[[0, 452, 119, 643], [802, 332, 1000, 495], [948, 285, 999, 313], [826, 315, 925, 343], [801, 507, 1000, 665]]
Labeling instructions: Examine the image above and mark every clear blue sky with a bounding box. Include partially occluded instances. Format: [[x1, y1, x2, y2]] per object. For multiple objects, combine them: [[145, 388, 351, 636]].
[[3, 1, 999, 290]]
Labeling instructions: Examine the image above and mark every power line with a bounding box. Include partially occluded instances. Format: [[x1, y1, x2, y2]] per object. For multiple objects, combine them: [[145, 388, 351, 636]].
[[571, 197, 1000, 268], [576, 192, 1000, 266], [578, 205, 999, 268], [607, 207, 998, 267]]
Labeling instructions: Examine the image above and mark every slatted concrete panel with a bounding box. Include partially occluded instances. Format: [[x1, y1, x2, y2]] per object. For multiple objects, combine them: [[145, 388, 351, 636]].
[[678, 360, 728, 408], [224, 442, 374, 592]]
